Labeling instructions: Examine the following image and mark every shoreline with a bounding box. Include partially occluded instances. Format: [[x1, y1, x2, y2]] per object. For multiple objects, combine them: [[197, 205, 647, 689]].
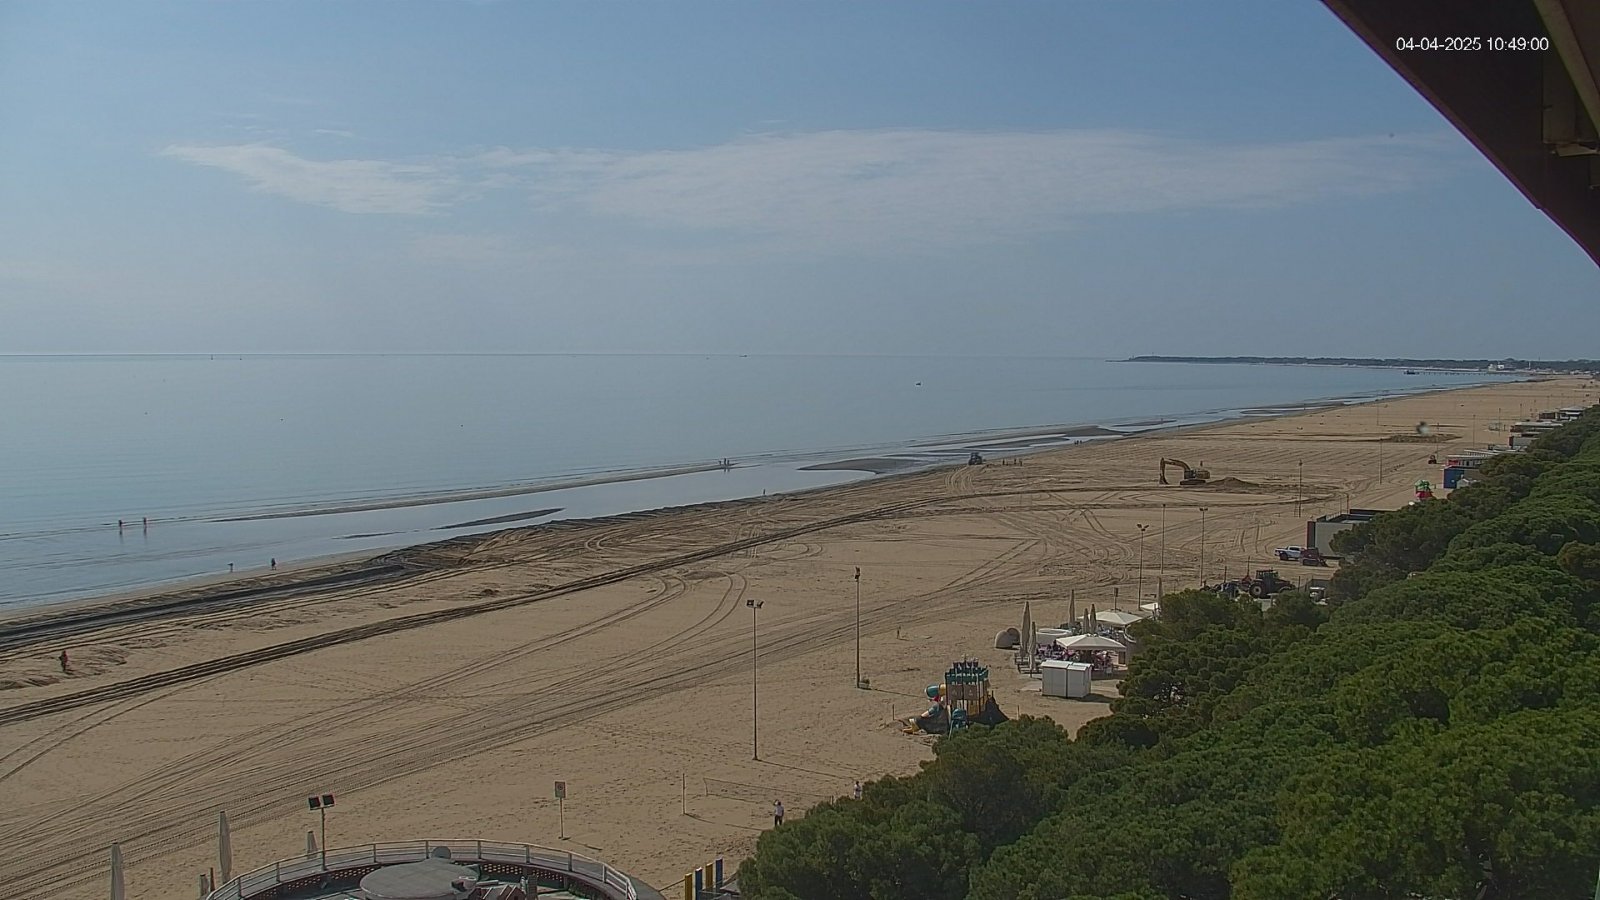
[[0, 375, 1524, 633]]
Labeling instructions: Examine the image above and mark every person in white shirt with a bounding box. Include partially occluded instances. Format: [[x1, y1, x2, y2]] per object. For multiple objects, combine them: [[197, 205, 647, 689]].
[[773, 800, 784, 827], [852, 781, 862, 800]]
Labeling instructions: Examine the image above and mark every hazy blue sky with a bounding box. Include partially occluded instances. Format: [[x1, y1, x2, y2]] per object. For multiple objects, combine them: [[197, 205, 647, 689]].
[[2, 1, 1596, 357]]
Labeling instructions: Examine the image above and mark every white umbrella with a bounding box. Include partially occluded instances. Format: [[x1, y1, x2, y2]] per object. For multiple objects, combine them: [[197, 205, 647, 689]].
[[110, 842, 125, 900], [1054, 634, 1128, 652], [1097, 610, 1145, 628], [218, 810, 232, 884], [306, 830, 318, 859]]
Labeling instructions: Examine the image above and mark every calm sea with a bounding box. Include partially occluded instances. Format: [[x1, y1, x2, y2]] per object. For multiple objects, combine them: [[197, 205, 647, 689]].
[[0, 354, 1508, 608]]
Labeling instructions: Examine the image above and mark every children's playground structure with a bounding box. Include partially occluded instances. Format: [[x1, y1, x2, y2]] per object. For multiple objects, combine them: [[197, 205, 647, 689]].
[[903, 660, 1009, 735]]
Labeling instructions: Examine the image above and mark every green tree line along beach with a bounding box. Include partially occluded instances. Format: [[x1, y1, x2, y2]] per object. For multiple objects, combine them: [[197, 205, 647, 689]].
[[738, 405, 1600, 899]]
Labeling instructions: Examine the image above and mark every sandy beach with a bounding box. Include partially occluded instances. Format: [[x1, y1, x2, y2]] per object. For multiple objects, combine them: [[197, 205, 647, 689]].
[[0, 375, 1591, 899]]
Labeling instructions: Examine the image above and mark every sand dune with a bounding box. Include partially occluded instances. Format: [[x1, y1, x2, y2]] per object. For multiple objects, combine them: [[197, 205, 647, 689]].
[[0, 376, 1590, 900]]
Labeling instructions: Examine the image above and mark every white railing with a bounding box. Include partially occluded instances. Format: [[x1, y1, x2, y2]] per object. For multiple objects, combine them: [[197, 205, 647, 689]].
[[204, 839, 638, 900]]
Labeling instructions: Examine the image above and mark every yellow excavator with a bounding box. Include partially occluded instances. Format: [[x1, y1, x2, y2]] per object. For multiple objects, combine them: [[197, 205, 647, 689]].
[[1159, 458, 1210, 486]]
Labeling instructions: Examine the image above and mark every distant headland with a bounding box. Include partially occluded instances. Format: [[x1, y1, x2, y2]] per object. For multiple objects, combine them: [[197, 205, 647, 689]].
[[1123, 356, 1600, 374]]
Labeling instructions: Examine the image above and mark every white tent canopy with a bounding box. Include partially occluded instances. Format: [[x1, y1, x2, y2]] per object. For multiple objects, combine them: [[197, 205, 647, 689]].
[[1054, 634, 1128, 652], [1096, 610, 1145, 627]]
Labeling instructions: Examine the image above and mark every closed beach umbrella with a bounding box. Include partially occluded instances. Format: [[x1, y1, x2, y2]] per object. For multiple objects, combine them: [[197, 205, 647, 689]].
[[306, 830, 318, 859], [1068, 593, 1077, 628], [110, 842, 125, 900], [218, 810, 232, 884]]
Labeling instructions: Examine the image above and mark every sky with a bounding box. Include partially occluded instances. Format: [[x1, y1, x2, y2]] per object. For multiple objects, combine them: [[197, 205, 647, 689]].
[[2, 1, 1597, 358]]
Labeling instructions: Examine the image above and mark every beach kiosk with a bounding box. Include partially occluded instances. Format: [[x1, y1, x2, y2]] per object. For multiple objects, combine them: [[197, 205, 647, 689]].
[[1040, 659, 1093, 698]]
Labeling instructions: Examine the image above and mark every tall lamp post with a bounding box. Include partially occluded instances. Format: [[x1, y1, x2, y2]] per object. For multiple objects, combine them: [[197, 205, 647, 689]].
[[854, 567, 862, 688], [1135, 524, 1149, 599], [1198, 507, 1209, 584], [1160, 504, 1167, 569], [1296, 461, 1304, 517], [307, 793, 334, 870], [747, 597, 763, 760]]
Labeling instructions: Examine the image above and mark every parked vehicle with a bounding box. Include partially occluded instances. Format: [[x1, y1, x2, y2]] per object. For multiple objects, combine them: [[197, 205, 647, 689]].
[[1275, 546, 1303, 561], [1300, 547, 1328, 566]]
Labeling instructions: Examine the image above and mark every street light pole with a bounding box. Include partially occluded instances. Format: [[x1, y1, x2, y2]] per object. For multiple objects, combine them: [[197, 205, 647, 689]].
[[306, 794, 334, 870], [1160, 503, 1167, 574], [854, 567, 861, 688], [1199, 507, 1209, 583], [747, 597, 763, 760], [1135, 524, 1148, 599], [1296, 461, 1303, 517]]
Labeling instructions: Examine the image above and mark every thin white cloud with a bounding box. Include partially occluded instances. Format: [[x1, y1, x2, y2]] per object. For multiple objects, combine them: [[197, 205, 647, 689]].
[[488, 129, 1455, 246], [161, 129, 1457, 247], [161, 143, 446, 214]]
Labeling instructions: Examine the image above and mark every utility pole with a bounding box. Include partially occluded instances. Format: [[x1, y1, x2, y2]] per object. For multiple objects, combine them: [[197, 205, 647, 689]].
[[747, 598, 763, 760], [1198, 507, 1209, 583]]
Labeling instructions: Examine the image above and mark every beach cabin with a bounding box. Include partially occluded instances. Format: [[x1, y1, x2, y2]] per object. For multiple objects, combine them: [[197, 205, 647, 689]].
[[1040, 660, 1093, 699], [1443, 451, 1500, 489]]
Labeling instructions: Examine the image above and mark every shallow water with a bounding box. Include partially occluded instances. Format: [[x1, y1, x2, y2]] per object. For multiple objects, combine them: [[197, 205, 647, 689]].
[[0, 354, 1508, 607]]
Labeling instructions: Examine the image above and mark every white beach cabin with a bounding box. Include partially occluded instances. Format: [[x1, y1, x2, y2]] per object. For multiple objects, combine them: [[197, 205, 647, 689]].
[[1040, 659, 1094, 698]]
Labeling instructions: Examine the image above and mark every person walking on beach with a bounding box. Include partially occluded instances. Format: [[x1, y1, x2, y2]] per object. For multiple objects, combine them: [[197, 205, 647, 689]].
[[59, 650, 69, 674], [270, 558, 277, 570], [773, 800, 784, 827], [228, 563, 234, 573], [853, 780, 862, 801]]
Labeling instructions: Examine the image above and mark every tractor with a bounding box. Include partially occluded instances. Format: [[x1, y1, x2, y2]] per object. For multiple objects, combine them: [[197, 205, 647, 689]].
[[1237, 569, 1295, 598]]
